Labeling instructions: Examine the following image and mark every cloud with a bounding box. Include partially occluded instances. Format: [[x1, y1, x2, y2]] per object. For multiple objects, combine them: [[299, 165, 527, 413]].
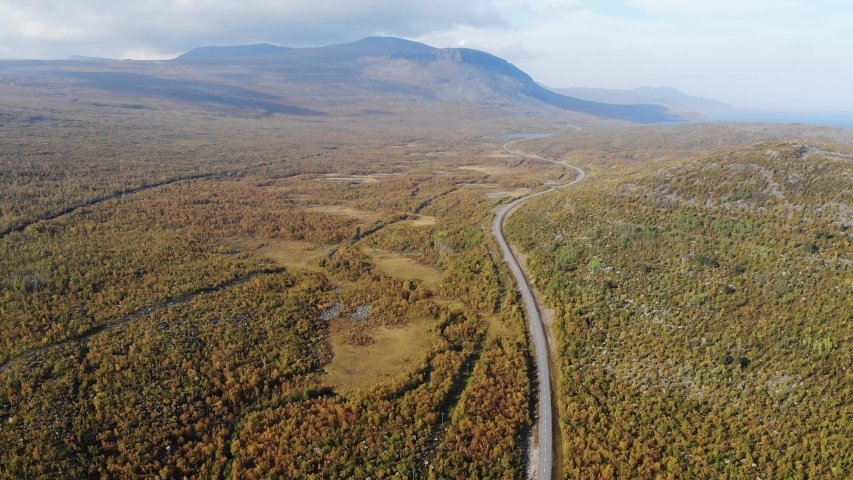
[[495, 0, 584, 13], [475, 43, 548, 62], [0, 0, 850, 111], [416, 2, 853, 111], [625, 0, 805, 16], [0, 0, 508, 59]]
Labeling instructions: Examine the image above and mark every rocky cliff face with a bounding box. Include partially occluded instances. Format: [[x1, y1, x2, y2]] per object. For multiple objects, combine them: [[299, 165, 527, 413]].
[[386, 46, 679, 123]]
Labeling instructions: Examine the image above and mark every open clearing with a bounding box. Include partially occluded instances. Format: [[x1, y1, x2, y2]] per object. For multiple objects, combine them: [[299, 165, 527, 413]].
[[287, 193, 314, 202], [409, 150, 459, 157], [319, 177, 379, 184], [457, 183, 500, 189], [459, 165, 514, 175], [324, 320, 436, 391], [318, 173, 403, 184], [411, 215, 438, 226], [298, 205, 380, 222], [486, 189, 532, 198], [486, 188, 532, 198], [364, 247, 442, 286], [457, 183, 531, 198], [222, 238, 334, 271]]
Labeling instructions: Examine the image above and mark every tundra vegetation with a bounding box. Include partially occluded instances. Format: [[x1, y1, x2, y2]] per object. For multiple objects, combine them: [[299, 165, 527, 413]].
[[506, 138, 853, 479], [3, 92, 853, 479], [0, 101, 555, 479]]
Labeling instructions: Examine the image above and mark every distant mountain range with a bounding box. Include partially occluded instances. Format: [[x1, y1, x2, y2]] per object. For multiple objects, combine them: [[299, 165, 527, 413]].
[[175, 44, 293, 61], [69, 55, 115, 62], [165, 37, 682, 123], [35, 37, 694, 123], [550, 86, 732, 116]]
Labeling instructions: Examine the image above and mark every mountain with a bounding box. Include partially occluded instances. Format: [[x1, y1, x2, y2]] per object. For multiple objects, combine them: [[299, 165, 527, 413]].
[[175, 44, 293, 61], [69, 56, 114, 62], [551, 86, 732, 117], [391, 46, 679, 123], [214, 37, 681, 123], [321, 36, 437, 56], [6, 37, 684, 123]]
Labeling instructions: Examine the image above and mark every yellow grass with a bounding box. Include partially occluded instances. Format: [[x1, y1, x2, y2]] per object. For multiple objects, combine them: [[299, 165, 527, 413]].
[[363, 248, 442, 286], [318, 173, 403, 183], [458, 165, 514, 175], [319, 176, 379, 184], [287, 193, 314, 202], [299, 205, 380, 222], [485, 314, 515, 341], [222, 238, 333, 271], [409, 151, 459, 157], [487, 188, 532, 198], [411, 215, 437, 227], [325, 320, 436, 391]]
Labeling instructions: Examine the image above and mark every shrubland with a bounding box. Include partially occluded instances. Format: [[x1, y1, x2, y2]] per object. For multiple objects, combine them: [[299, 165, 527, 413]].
[[0, 102, 559, 479], [6, 92, 853, 479], [507, 140, 853, 478]]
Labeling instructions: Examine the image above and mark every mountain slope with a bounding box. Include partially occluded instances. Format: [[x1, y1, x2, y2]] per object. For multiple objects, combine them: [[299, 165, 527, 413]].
[[69, 56, 114, 62], [6, 37, 685, 123], [388, 47, 680, 123], [552, 86, 732, 116], [175, 44, 293, 61], [258, 38, 681, 123], [167, 37, 680, 122]]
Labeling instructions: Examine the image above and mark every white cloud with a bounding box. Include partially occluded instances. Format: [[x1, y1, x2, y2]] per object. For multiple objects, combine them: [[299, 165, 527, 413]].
[[625, 0, 805, 15], [495, 0, 584, 12], [121, 49, 178, 61], [0, 0, 507, 58], [0, 0, 850, 110], [416, 1, 853, 110]]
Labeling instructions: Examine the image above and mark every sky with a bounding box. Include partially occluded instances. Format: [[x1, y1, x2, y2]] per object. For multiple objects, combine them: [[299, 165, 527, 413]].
[[0, 0, 851, 111]]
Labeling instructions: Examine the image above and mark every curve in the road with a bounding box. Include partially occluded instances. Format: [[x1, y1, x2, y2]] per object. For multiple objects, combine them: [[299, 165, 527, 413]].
[[493, 136, 586, 480]]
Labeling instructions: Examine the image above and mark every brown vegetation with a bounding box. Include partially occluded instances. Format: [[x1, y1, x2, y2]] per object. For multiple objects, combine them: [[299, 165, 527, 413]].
[[0, 99, 568, 478], [507, 140, 853, 479]]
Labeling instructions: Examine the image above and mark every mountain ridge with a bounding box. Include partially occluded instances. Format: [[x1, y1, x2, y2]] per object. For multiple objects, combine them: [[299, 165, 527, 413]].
[[175, 43, 293, 61], [392, 47, 680, 123], [551, 86, 732, 116], [10, 37, 686, 124], [184, 37, 681, 123]]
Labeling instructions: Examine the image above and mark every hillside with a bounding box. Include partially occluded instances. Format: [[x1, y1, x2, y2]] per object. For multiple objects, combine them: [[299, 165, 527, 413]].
[[552, 86, 732, 117], [1, 79, 853, 477], [175, 44, 293, 60], [505, 136, 853, 478], [222, 37, 681, 123], [0, 104, 555, 478], [1, 37, 682, 124]]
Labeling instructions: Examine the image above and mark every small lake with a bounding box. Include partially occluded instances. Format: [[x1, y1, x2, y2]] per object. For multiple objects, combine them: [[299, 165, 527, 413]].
[[496, 133, 552, 139]]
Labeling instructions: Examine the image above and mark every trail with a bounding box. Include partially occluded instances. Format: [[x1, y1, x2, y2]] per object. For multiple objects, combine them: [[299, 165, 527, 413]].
[[493, 132, 585, 480]]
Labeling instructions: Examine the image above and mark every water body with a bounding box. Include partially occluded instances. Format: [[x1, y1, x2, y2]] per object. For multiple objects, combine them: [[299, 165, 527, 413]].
[[496, 133, 552, 139], [710, 113, 853, 129]]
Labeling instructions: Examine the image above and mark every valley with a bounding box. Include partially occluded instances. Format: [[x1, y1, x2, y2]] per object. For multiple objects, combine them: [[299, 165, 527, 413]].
[[0, 96, 565, 478], [2, 36, 853, 480]]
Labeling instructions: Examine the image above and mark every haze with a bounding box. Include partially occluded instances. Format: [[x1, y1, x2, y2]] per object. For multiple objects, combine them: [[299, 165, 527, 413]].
[[1, 0, 851, 111]]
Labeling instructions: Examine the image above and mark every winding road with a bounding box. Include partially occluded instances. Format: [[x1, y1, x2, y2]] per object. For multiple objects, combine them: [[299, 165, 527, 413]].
[[493, 136, 586, 480]]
